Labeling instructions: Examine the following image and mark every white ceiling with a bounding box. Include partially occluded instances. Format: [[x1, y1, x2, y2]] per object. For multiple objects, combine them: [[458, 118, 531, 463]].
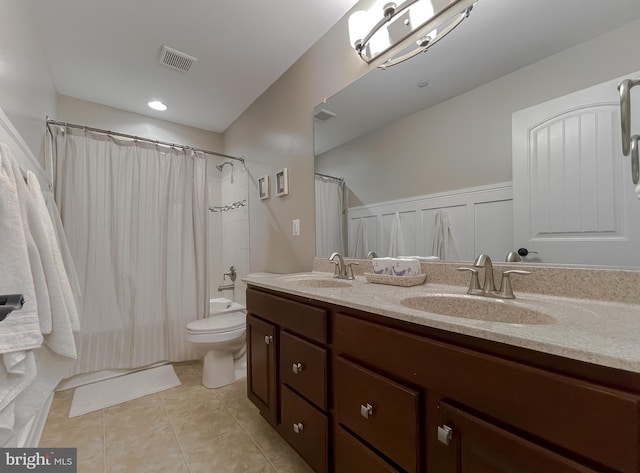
[[25, 0, 360, 133], [314, 0, 640, 154]]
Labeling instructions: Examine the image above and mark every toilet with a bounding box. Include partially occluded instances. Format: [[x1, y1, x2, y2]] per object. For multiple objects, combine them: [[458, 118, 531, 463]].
[[185, 297, 246, 388]]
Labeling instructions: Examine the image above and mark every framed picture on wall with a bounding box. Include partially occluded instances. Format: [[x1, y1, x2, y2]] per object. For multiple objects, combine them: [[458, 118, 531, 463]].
[[258, 175, 269, 200], [275, 168, 289, 196]]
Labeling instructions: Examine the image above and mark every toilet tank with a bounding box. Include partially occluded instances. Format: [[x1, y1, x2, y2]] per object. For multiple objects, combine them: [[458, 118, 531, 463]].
[[210, 297, 246, 316]]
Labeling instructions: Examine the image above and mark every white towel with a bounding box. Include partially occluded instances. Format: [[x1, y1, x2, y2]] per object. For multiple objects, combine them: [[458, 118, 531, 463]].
[[387, 212, 406, 257], [351, 218, 370, 258], [20, 173, 77, 359], [0, 351, 36, 412], [27, 173, 80, 337], [0, 144, 43, 354], [373, 257, 421, 276], [431, 209, 459, 260], [44, 192, 82, 330]]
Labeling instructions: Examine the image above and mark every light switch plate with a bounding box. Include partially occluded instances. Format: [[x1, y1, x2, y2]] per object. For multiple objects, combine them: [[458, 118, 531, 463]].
[[292, 219, 300, 236]]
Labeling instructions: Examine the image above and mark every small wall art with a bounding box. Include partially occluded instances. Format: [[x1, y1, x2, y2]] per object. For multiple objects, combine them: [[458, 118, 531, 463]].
[[275, 168, 289, 196], [258, 175, 269, 200]]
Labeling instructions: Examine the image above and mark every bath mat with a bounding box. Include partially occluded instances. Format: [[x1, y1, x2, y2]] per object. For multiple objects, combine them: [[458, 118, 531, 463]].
[[68, 364, 181, 418]]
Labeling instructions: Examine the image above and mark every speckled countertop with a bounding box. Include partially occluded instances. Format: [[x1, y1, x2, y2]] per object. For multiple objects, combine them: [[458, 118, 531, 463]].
[[243, 270, 640, 374]]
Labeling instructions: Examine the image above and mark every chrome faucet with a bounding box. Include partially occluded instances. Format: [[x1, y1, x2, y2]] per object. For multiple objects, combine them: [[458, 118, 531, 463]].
[[457, 254, 530, 299], [329, 252, 358, 280], [218, 265, 237, 291], [473, 254, 497, 293]]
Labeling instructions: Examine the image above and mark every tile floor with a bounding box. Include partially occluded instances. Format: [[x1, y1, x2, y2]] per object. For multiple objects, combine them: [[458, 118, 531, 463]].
[[39, 361, 314, 473]]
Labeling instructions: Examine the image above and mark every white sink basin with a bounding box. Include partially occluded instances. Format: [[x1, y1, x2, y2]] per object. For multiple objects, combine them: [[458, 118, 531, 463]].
[[400, 294, 555, 325]]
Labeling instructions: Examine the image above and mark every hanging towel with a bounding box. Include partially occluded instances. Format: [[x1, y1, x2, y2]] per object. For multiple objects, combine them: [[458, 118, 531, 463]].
[[0, 351, 36, 413], [431, 209, 459, 260], [351, 218, 370, 258], [44, 192, 81, 328], [0, 145, 43, 354], [387, 212, 406, 257], [19, 172, 78, 359]]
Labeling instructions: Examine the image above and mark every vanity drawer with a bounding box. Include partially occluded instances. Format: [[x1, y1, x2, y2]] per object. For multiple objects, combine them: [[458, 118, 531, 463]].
[[280, 330, 327, 410], [247, 288, 327, 343], [279, 385, 328, 473], [334, 312, 640, 473], [335, 426, 400, 473], [334, 356, 420, 473]]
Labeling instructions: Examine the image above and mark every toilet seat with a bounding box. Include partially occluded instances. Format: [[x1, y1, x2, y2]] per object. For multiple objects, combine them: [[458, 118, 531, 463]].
[[186, 312, 246, 334]]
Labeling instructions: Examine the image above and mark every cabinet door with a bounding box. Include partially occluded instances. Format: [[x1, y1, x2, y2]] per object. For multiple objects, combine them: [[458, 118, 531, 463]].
[[247, 314, 278, 425], [431, 400, 600, 473]]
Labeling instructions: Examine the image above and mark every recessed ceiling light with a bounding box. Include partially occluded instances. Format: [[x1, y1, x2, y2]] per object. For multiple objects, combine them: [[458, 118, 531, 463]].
[[417, 80, 429, 88], [148, 100, 167, 111]]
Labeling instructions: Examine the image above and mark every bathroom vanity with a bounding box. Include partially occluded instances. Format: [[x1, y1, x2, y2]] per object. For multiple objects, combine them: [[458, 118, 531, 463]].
[[244, 268, 640, 473]]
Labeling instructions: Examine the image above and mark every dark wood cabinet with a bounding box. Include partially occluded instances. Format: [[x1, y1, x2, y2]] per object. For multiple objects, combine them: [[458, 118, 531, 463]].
[[430, 400, 601, 473], [246, 314, 277, 425], [246, 285, 640, 473], [246, 288, 330, 471]]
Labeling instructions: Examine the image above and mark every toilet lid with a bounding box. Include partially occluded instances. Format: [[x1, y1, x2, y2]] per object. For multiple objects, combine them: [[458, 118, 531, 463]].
[[186, 312, 246, 334]]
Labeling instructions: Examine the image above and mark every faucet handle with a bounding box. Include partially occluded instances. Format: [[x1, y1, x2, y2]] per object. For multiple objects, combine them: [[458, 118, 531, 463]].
[[345, 262, 359, 280], [499, 270, 531, 299], [456, 267, 480, 294]]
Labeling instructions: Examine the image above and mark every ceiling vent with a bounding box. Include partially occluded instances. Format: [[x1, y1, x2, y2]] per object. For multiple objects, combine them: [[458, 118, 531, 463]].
[[159, 45, 197, 72], [313, 108, 337, 122]]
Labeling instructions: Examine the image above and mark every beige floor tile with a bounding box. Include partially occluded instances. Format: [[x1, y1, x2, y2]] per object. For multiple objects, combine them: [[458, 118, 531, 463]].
[[40, 410, 103, 448], [242, 461, 279, 473], [175, 406, 243, 452], [161, 383, 225, 414], [215, 378, 248, 402], [186, 429, 268, 473], [106, 448, 189, 473]]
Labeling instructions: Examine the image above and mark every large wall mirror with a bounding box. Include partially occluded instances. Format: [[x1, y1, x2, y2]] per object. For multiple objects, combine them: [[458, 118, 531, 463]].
[[314, 0, 640, 268]]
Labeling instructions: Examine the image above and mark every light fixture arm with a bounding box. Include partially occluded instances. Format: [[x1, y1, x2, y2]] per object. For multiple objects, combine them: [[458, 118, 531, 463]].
[[379, 5, 472, 70], [354, 0, 421, 55]]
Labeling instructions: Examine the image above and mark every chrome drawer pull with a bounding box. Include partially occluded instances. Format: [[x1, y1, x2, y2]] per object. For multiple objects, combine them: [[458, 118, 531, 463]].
[[292, 362, 304, 374], [437, 425, 453, 446], [293, 422, 304, 434], [264, 335, 273, 345], [360, 403, 373, 419]]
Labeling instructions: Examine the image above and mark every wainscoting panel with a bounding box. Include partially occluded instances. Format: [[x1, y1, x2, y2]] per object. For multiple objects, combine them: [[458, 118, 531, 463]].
[[348, 183, 513, 261]]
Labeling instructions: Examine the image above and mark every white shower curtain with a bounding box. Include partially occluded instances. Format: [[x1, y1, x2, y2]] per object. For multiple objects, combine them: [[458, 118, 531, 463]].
[[315, 175, 345, 257], [49, 126, 208, 374]]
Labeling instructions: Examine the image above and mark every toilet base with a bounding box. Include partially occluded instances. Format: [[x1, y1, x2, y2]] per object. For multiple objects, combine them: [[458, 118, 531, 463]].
[[202, 350, 237, 389]]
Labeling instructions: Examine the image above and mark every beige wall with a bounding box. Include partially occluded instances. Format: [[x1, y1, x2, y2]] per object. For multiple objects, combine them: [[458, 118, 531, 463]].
[[316, 18, 640, 207], [223, 4, 375, 274], [57, 95, 222, 151], [0, 0, 57, 159]]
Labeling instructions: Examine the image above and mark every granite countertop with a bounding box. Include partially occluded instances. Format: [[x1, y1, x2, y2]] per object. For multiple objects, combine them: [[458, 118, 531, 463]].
[[243, 271, 640, 374]]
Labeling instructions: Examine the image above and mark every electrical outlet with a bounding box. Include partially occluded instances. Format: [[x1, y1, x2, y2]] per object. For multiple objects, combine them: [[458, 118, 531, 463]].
[[292, 219, 300, 236]]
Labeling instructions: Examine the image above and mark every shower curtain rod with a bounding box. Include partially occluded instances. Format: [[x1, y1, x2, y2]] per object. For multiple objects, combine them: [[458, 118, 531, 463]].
[[315, 172, 344, 182], [45, 118, 245, 164]]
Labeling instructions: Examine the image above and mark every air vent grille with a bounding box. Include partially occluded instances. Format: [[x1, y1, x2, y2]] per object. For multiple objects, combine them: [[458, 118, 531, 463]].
[[159, 45, 197, 72], [314, 108, 337, 122]]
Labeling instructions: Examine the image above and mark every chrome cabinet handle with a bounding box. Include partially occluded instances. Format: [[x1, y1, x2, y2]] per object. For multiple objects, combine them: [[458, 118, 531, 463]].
[[292, 362, 304, 374], [437, 424, 453, 446], [360, 403, 373, 419], [264, 335, 273, 345], [293, 422, 304, 434]]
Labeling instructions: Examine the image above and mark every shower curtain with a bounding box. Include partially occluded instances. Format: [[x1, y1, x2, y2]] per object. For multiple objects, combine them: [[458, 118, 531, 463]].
[[315, 175, 345, 257], [49, 126, 208, 375]]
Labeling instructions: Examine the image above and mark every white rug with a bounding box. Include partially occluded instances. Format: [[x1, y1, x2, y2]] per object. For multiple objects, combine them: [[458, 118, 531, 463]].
[[68, 364, 181, 418]]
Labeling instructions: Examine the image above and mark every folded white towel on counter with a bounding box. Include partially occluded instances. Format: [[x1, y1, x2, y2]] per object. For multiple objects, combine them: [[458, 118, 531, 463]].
[[372, 257, 422, 276], [0, 145, 43, 354]]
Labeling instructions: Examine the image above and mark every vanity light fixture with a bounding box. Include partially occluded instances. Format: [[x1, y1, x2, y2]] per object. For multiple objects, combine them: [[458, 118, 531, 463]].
[[348, 0, 478, 69], [148, 100, 167, 111]]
